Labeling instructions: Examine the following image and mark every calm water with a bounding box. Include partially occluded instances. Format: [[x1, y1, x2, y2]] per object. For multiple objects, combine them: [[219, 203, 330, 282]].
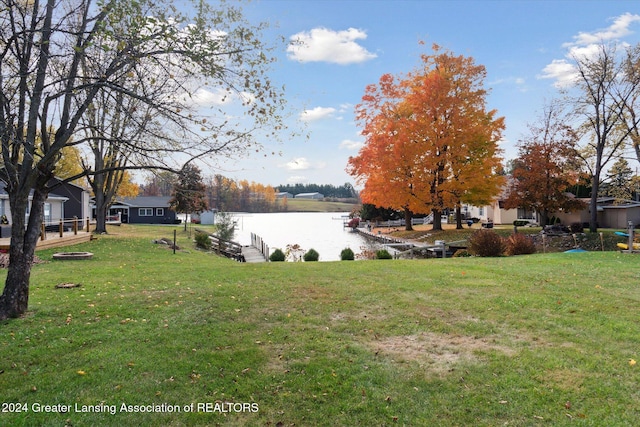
[[232, 212, 369, 261]]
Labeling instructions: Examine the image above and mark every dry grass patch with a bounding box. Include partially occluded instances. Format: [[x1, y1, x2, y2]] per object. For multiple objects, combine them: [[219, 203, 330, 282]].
[[370, 332, 517, 374]]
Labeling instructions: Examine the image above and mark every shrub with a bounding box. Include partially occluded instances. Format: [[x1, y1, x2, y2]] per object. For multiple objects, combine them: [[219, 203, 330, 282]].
[[505, 233, 536, 256], [194, 231, 211, 250], [269, 248, 286, 262], [303, 248, 320, 262], [340, 247, 355, 261], [375, 249, 393, 259], [347, 217, 360, 228], [570, 222, 584, 233], [468, 229, 506, 257]]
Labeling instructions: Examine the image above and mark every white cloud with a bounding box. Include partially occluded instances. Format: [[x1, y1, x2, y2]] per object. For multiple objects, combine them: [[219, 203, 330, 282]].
[[339, 139, 364, 150], [338, 103, 353, 113], [282, 157, 311, 170], [188, 88, 232, 106], [300, 106, 336, 122], [287, 27, 377, 65], [541, 13, 640, 87], [538, 59, 579, 88], [564, 13, 640, 47]]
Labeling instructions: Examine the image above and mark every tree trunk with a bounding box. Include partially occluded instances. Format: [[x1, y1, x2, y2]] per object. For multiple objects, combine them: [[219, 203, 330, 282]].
[[0, 188, 47, 320], [589, 161, 603, 233], [403, 207, 413, 231], [94, 190, 108, 234], [455, 205, 463, 230], [431, 208, 443, 231], [589, 176, 599, 233], [539, 211, 549, 228]]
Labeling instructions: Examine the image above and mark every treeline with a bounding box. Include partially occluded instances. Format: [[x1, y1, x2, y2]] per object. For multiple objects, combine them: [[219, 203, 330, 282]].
[[140, 172, 359, 213], [275, 183, 358, 199]]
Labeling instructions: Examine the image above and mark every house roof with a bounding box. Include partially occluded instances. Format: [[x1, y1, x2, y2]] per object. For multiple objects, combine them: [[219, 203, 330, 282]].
[[0, 183, 68, 201], [114, 196, 172, 208], [295, 192, 323, 197]]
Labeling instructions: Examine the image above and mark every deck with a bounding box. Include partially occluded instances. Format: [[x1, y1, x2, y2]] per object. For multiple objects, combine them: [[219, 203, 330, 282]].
[[0, 231, 93, 251]]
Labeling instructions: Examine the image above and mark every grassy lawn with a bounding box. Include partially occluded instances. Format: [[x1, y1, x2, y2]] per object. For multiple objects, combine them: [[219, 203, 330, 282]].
[[283, 199, 356, 212], [1, 224, 639, 426]]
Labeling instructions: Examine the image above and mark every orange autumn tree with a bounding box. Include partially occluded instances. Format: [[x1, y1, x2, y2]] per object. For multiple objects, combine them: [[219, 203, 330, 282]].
[[348, 44, 504, 230], [504, 103, 585, 226], [348, 74, 425, 230]]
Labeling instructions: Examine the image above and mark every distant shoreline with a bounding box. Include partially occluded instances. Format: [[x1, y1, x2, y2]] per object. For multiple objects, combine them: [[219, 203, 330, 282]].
[[280, 199, 357, 213]]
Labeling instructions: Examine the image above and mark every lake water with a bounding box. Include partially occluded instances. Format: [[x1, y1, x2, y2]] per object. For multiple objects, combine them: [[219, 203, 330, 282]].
[[232, 212, 370, 261]]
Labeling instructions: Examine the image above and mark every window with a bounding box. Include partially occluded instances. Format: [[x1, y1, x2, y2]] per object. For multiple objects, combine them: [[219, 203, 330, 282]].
[[156, 208, 164, 216], [139, 208, 153, 216], [44, 203, 51, 224]]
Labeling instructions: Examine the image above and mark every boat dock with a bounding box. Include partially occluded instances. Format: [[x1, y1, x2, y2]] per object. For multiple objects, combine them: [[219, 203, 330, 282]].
[[196, 229, 269, 263]]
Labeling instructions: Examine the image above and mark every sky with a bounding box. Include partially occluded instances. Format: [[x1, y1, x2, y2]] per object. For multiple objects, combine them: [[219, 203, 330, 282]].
[[198, 0, 640, 188]]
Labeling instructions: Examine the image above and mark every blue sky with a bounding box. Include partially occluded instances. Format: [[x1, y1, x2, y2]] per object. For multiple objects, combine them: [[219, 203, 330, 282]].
[[210, 0, 640, 187]]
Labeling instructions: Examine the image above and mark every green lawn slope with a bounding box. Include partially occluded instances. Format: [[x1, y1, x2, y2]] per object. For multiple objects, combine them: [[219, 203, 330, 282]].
[[1, 225, 639, 426]]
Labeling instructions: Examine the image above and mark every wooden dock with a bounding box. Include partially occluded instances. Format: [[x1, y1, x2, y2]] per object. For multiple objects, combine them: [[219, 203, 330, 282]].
[[195, 229, 268, 263], [242, 245, 267, 263]]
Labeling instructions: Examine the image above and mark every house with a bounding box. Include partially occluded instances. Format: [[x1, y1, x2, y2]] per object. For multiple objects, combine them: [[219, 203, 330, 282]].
[[294, 192, 324, 200], [462, 180, 537, 225], [0, 179, 91, 237], [554, 197, 640, 229], [106, 196, 178, 224], [48, 177, 91, 222]]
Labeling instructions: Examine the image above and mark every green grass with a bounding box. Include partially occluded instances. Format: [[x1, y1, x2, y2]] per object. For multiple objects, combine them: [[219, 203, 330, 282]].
[[283, 199, 356, 212], [1, 224, 640, 426]]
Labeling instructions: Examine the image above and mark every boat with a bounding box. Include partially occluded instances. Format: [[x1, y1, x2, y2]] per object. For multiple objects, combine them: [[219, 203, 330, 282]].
[[616, 242, 640, 250]]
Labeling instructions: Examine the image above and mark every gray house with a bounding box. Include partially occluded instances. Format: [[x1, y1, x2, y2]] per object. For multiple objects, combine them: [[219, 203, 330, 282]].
[[0, 179, 91, 237], [105, 196, 178, 224]]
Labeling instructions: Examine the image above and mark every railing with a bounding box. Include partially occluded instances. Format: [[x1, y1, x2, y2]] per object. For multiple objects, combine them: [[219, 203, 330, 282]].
[[250, 233, 269, 260], [373, 217, 431, 227], [194, 228, 246, 262], [40, 217, 91, 241]]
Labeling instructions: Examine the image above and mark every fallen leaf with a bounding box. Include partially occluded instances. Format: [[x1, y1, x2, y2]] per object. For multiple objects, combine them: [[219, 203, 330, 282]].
[[77, 370, 86, 375], [629, 359, 636, 366]]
